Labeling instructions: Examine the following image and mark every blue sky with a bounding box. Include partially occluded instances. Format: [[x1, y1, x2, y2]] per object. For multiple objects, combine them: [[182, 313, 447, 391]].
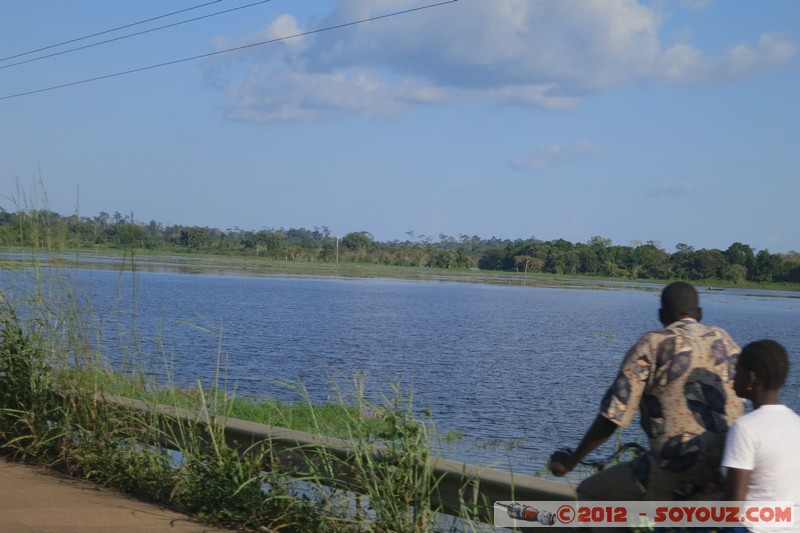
[[1, 0, 798, 253]]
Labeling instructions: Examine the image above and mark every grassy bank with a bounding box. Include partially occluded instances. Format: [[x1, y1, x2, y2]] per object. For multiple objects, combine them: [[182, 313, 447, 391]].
[[4, 246, 798, 292], [70, 368, 405, 440]]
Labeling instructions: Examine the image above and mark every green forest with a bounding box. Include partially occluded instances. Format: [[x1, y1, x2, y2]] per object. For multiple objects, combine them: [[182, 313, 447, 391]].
[[1, 208, 799, 284]]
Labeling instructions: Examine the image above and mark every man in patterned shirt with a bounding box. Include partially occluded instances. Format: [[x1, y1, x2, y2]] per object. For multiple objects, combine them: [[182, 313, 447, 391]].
[[549, 282, 744, 500]]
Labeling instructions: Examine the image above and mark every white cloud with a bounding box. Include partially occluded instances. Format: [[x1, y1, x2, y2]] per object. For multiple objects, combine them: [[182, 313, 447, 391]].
[[487, 85, 583, 110], [657, 32, 796, 84], [204, 0, 797, 123], [214, 13, 308, 55], [225, 67, 447, 123], [728, 33, 796, 74], [509, 141, 600, 171]]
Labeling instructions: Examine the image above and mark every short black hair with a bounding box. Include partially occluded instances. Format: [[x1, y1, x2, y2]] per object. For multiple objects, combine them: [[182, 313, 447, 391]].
[[739, 339, 790, 390], [660, 282, 700, 320]]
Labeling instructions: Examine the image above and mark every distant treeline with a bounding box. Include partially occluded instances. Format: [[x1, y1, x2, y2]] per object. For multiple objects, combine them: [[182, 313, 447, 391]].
[[1, 208, 799, 284]]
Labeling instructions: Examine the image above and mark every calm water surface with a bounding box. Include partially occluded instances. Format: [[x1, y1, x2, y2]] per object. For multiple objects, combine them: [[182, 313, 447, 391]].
[[5, 268, 799, 477]]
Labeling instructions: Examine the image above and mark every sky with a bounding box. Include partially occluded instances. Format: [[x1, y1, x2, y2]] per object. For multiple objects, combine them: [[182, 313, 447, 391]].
[[1, 0, 798, 253]]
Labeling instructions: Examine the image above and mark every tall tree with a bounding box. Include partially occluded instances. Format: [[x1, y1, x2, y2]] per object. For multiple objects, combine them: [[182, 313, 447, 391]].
[[725, 242, 755, 269]]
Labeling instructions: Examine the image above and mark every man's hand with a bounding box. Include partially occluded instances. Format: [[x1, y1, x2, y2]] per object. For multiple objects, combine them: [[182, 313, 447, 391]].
[[549, 449, 575, 477], [550, 415, 618, 477]]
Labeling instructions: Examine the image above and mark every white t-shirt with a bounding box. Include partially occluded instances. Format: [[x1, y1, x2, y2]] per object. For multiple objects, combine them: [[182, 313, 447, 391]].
[[722, 404, 800, 532]]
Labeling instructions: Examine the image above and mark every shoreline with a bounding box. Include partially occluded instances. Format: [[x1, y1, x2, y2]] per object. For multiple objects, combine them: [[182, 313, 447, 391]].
[[2, 247, 799, 296]]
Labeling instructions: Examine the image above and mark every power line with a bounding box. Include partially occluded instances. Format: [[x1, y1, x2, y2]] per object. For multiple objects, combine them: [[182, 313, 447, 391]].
[[0, 0, 222, 63], [0, 0, 458, 102], [0, 0, 273, 71]]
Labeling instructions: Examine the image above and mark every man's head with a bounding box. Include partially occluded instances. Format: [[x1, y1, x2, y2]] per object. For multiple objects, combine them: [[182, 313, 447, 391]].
[[659, 281, 701, 326], [734, 339, 789, 396]]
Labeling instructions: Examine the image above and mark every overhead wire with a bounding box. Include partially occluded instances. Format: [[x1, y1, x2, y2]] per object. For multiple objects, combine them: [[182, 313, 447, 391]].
[[0, 0, 459, 102], [0, 0, 273, 71], [0, 0, 223, 63]]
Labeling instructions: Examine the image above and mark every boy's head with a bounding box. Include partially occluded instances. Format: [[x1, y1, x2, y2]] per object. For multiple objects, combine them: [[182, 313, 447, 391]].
[[659, 282, 701, 325], [737, 339, 790, 391]]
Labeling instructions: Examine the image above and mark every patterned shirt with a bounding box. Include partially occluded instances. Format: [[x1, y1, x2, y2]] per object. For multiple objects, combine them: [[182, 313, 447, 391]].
[[599, 318, 744, 499]]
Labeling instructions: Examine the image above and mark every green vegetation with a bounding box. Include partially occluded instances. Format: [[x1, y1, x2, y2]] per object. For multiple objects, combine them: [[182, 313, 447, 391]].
[[0, 207, 479, 269], [68, 369, 396, 440], [1, 206, 799, 286], [480, 238, 800, 285]]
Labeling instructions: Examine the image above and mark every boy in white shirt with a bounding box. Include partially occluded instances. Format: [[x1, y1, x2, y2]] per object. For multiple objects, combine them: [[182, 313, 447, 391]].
[[722, 339, 800, 532]]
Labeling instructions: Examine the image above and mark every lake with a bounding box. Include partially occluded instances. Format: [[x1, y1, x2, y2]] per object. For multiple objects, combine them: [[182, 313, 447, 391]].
[[3, 267, 799, 477]]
